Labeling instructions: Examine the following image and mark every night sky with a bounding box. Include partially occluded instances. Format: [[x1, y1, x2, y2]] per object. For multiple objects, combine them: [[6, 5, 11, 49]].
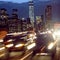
[[0, 0, 60, 22], [0, 0, 51, 3]]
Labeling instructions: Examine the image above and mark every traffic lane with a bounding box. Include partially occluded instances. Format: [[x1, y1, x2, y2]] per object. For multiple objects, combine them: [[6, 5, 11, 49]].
[[53, 48, 60, 60], [8, 51, 54, 60], [24, 53, 52, 60], [9, 50, 33, 60], [19, 44, 55, 60], [8, 51, 25, 60], [33, 55, 52, 60]]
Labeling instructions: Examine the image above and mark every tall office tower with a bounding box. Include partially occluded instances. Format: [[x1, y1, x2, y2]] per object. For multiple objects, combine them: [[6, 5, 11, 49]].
[[21, 18, 27, 31], [8, 18, 18, 33], [17, 19, 22, 32], [27, 18, 32, 31], [52, 0, 60, 23], [0, 8, 9, 26], [8, 9, 18, 33], [36, 15, 45, 31], [29, 0, 34, 27], [45, 5, 52, 29], [12, 9, 18, 19]]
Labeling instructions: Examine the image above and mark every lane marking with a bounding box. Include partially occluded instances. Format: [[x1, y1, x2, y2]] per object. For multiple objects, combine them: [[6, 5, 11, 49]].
[[20, 51, 33, 60]]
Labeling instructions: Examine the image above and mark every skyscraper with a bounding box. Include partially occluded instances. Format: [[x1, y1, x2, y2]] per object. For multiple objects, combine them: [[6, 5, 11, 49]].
[[29, 0, 34, 27], [0, 8, 9, 26], [21, 18, 27, 31], [8, 9, 18, 33], [45, 5, 52, 29]]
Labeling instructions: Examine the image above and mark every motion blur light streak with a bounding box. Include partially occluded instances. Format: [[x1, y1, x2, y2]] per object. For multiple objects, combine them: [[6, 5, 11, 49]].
[[29, 34, 34, 38], [41, 46, 46, 51], [0, 53, 5, 57], [48, 40, 57, 49], [0, 39, 3, 42], [7, 31, 28, 36], [48, 43, 54, 49], [27, 43, 36, 50], [36, 53, 48, 56], [0, 47, 5, 50], [53, 30, 60, 36], [20, 51, 33, 60], [6, 44, 14, 48], [15, 44, 24, 47], [7, 39, 13, 42], [47, 31, 52, 34], [53, 30, 60, 40]]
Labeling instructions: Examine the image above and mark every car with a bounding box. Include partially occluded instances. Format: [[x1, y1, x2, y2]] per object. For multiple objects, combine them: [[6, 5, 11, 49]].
[[4, 31, 36, 55], [0, 43, 9, 60], [32, 32, 56, 58]]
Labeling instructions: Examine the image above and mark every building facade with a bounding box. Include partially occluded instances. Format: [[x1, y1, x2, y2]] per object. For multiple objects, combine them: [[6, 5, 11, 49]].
[[29, 0, 34, 27], [8, 9, 19, 33], [0, 8, 9, 26], [36, 15, 45, 31], [0, 8, 33, 33], [45, 5, 52, 29]]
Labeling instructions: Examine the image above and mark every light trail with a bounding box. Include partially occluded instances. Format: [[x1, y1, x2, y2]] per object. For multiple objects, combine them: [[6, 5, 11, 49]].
[[20, 51, 33, 60]]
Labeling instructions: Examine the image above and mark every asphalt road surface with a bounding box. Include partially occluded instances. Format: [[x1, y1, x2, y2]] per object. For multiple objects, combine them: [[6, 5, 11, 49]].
[[8, 52, 57, 60], [24, 53, 52, 60]]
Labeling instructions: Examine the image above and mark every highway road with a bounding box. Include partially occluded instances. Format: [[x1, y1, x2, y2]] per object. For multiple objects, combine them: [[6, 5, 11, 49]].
[[8, 51, 57, 60], [7, 47, 56, 60], [24, 53, 52, 60]]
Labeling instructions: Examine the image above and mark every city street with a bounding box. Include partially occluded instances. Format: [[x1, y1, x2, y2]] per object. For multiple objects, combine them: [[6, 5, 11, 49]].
[[9, 52, 53, 60], [25, 54, 52, 60], [8, 50, 54, 60], [0, 0, 60, 60]]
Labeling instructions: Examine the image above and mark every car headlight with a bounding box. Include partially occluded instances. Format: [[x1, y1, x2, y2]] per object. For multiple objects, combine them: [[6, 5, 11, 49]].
[[27, 43, 36, 50], [48, 43, 54, 50], [53, 30, 60, 38], [6, 44, 14, 48], [15, 44, 24, 48]]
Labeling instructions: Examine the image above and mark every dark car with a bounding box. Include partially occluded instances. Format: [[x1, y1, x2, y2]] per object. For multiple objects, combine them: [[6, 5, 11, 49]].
[[32, 32, 56, 58]]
